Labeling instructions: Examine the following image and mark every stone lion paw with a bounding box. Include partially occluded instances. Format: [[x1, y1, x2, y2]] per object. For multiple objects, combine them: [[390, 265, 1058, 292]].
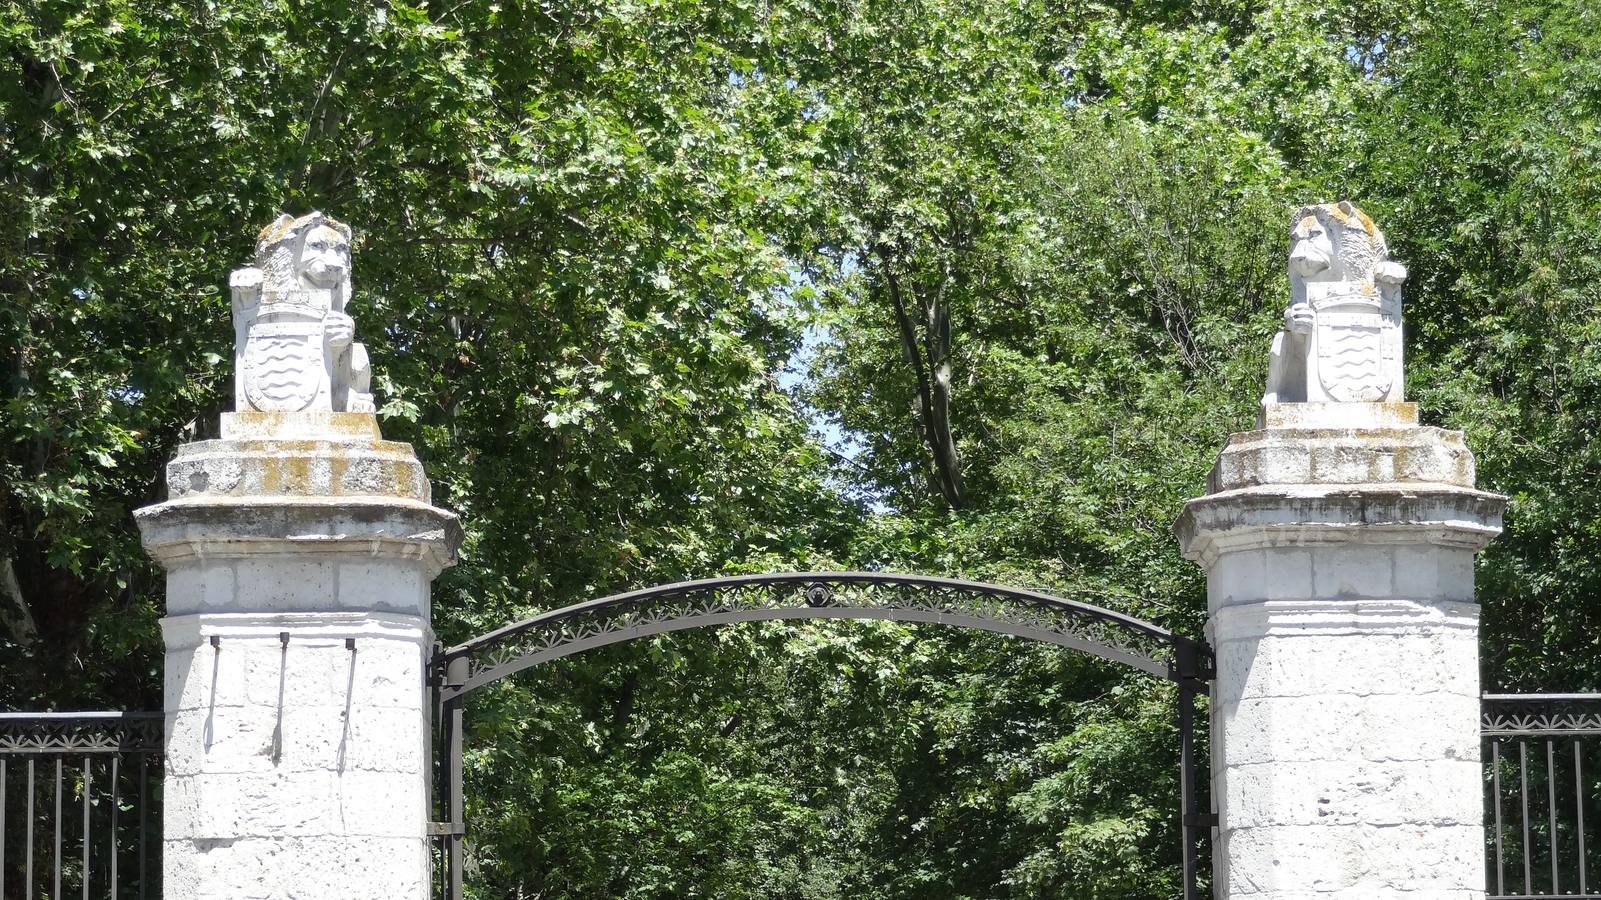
[[325, 312, 355, 348], [1375, 260, 1408, 285]]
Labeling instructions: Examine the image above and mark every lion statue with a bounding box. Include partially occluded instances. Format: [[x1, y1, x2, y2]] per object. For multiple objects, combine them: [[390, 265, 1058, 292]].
[[1264, 201, 1407, 407], [229, 212, 375, 414]]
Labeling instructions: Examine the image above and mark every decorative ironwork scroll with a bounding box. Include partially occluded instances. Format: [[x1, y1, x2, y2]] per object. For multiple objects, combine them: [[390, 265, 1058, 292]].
[[0, 712, 163, 754], [435, 572, 1211, 698], [432, 573, 1213, 900], [1483, 693, 1601, 737]]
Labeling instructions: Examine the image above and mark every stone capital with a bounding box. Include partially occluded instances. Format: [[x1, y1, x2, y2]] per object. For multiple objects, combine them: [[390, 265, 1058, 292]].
[[1174, 422, 1507, 570], [136, 496, 461, 578], [136, 411, 463, 613], [1176, 483, 1506, 569]]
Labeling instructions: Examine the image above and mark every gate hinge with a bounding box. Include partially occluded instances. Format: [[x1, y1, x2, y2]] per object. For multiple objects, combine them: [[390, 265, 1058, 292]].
[[1182, 813, 1219, 828], [427, 821, 465, 837]]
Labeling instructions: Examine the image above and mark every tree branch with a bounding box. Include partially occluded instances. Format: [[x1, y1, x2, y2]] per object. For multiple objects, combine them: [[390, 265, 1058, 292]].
[[878, 246, 964, 508], [0, 553, 38, 648]]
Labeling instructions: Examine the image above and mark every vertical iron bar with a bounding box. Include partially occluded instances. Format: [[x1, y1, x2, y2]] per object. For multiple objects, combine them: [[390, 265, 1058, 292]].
[[1178, 682, 1199, 900], [1576, 739, 1587, 895], [1, 759, 7, 898], [1494, 740, 1505, 897], [1549, 739, 1560, 894], [137, 754, 147, 900], [54, 757, 63, 900], [26, 759, 35, 899], [82, 758, 91, 900], [1522, 741, 1532, 893], [2, 758, 7, 899], [110, 755, 119, 900]]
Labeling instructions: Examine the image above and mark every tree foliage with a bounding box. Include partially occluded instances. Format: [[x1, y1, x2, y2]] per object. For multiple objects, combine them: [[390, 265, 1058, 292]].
[[4, 0, 1600, 895]]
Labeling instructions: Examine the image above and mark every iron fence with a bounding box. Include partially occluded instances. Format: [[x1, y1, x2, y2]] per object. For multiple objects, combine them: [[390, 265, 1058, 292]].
[[1485, 694, 1601, 899], [0, 712, 163, 900]]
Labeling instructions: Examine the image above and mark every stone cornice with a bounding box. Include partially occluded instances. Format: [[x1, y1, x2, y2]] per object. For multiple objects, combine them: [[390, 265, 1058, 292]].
[[136, 495, 462, 578], [1175, 482, 1506, 568], [160, 610, 431, 648], [1208, 597, 1481, 640]]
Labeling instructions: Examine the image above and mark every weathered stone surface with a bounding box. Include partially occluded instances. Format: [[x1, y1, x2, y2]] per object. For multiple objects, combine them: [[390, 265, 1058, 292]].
[[172, 437, 427, 497], [139, 218, 457, 900], [220, 411, 382, 440], [164, 438, 430, 502], [1207, 424, 1477, 492], [1264, 201, 1407, 409], [231, 212, 374, 415], [1260, 400, 1418, 429]]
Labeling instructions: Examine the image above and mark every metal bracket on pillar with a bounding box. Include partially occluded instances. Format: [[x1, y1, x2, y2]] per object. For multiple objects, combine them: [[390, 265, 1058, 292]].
[[1171, 640, 1215, 694]]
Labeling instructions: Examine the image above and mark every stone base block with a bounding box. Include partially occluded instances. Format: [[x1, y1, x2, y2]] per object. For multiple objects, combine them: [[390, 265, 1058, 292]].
[[221, 411, 383, 441], [164, 834, 428, 900], [1259, 401, 1418, 430], [1218, 823, 1485, 898], [1208, 425, 1476, 494]]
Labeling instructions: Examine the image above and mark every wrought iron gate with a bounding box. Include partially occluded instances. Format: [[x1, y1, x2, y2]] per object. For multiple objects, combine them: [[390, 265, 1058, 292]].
[[429, 572, 1214, 900], [1484, 693, 1601, 898], [0, 712, 164, 899]]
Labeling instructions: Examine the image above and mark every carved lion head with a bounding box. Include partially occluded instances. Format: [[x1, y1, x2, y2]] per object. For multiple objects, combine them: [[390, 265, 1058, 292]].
[[255, 211, 353, 292], [1288, 201, 1388, 286]]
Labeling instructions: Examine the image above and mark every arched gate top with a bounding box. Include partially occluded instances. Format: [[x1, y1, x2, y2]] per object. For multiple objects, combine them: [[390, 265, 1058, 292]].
[[435, 572, 1212, 698]]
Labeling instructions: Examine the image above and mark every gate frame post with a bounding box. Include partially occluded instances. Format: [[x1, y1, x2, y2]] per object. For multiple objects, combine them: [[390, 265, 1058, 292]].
[[1174, 641, 1214, 900], [438, 656, 469, 900]]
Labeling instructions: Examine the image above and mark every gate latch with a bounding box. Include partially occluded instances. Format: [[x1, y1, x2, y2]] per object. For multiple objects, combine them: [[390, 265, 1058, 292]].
[[427, 821, 465, 837]]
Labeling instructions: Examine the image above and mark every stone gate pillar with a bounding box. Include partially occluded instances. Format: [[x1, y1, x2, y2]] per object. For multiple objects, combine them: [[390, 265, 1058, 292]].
[[1175, 202, 1506, 899], [137, 213, 461, 900]]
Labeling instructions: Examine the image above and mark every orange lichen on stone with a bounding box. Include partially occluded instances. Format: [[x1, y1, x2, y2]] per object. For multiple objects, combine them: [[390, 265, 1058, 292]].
[[1353, 206, 1378, 236], [220, 411, 381, 441], [1318, 201, 1380, 238], [165, 432, 431, 504], [255, 212, 350, 251], [1208, 421, 1476, 493]]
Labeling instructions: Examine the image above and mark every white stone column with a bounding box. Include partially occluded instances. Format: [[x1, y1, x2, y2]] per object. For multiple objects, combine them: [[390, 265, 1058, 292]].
[[1175, 402, 1506, 900], [137, 410, 460, 900]]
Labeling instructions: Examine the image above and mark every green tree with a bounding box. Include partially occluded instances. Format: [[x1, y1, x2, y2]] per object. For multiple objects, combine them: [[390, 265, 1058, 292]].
[[9, 0, 1601, 896]]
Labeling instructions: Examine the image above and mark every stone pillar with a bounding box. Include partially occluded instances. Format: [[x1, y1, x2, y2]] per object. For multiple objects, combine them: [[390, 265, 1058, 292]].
[[1180, 200, 1507, 898], [1175, 401, 1505, 898], [138, 411, 459, 900], [137, 214, 460, 900]]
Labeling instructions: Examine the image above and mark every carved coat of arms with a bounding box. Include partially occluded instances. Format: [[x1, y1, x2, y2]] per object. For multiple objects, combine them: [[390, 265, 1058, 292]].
[[1262, 201, 1407, 408], [242, 323, 326, 412], [1313, 308, 1395, 403], [229, 212, 375, 415]]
